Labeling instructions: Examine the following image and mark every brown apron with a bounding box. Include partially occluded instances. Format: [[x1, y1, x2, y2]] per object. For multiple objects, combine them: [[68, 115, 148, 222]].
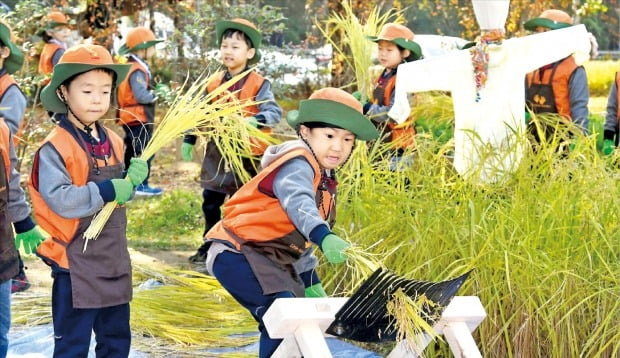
[[526, 64, 559, 115], [200, 140, 259, 195], [0, 147, 18, 283], [222, 173, 338, 297], [65, 127, 131, 308]]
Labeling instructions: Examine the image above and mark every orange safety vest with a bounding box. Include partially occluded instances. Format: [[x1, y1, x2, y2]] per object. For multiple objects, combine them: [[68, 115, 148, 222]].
[[207, 70, 272, 156], [0, 73, 25, 146], [117, 61, 151, 126], [38, 42, 63, 76], [372, 72, 416, 149], [526, 56, 579, 120], [30, 125, 124, 269], [0, 120, 9, 178], [206, 147, 333, 252]]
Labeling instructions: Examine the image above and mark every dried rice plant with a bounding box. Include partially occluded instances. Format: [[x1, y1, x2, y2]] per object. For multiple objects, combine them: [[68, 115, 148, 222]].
[[386, 289, 442, 357], [83, 69, 268, 246], [315, 1, 397, 99]]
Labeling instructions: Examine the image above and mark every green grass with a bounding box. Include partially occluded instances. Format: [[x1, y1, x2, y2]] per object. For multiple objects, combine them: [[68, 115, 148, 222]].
[[584, 60, 618, 97], [322, 118, 620, 357], [120, 93, 619, 356], [126, 189, 204, 250]]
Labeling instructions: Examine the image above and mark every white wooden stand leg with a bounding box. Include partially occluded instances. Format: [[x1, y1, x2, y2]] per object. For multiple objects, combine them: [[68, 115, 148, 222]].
[[295, 322, 332, 357], [264, 296, 486, 358], [443, 321, 483, 358]]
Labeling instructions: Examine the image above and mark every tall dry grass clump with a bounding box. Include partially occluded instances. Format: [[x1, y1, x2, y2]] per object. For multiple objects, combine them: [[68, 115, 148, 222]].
[[315, 1, 397, 100], [318, 101, 620, 356]]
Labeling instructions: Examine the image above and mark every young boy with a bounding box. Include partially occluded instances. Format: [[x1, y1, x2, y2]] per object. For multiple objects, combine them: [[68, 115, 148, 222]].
[[0, 20, 33, 293], [30, 44, 148, 357], [38, 11, 71, 82], [117, 26, 163, 196], [0, 21, 46, 355], [524, 9, 590, 145], [183, 18, 282, 263], [364, 23, 422, 168], [204, 87, 379, 357]]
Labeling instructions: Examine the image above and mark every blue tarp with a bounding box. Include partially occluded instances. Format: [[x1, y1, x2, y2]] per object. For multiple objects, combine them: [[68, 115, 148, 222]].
[[9, 324, 381, 357]]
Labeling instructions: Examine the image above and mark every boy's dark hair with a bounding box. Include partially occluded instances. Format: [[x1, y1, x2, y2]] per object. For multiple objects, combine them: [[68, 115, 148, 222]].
[[396, 44, 421, 62], [42, 31, 54, 43], [221, 28, 254, 49], [61, 68, 117, 89]]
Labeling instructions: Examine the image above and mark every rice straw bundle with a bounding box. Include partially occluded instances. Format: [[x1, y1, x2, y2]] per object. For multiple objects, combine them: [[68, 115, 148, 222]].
[[131, 265, 256, 349], [315, 1, 397, 100], [386, 289, 442, 356], [83, 69, 267, 248]]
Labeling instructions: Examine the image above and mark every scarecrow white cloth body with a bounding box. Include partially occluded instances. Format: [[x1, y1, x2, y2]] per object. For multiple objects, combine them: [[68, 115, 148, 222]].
[[388, 24, 591, 183]]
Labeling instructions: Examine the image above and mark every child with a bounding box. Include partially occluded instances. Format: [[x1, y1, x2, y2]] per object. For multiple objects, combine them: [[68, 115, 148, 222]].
[[183, 18, 282, 263], [117, 27, 163, 196], [38, 11, 70, 82], [603, 71, 620, 155], [0, 22, 47, 353], [204, 87, 379, 357], [29, 44, 148, 357], [364, 23, 422, 169], [524, 9, 590, 145], [0, 20, 33, 293]]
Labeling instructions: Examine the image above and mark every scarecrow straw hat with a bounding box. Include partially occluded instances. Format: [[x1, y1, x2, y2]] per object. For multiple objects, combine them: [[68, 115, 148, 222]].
[[287, 87, 379, 141], [216, 18, 262, 65], [367, 23, 422, 61], [524, 9, 573, 31], [118, 27, 163, 55], [0, 20, 23, 75], [41, 44, 130, 113]]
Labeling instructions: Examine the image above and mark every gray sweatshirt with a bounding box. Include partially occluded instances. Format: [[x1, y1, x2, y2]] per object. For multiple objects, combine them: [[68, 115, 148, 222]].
[[207, 139, 330, 276]]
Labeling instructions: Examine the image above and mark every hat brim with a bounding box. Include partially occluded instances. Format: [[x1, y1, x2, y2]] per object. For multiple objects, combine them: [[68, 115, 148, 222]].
[[216, 20, 261, 64], [0, 29, 23, 74], [41, 63, 130, 113], [118, 39, 163, 55], [367, 36, 422, 61], [287, 99, 379, 141], [524, 18, 572, 31]]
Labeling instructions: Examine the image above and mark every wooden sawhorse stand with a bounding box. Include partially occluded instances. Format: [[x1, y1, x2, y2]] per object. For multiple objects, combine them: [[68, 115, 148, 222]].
[[264, 296, 486, 358]]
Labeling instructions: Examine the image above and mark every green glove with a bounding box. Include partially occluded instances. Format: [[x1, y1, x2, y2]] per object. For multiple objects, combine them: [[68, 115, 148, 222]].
[[603, 139, 615, 156], [524, 111, 531, 125], [126, 158, 148, 186], [181, 142, 194, 162], [352, 91, 362, 102], [15, 226, 46, 255], [246, 116, 259, 128], [111, 179, 133, 205], [320, 234, 350, 264], [305, 282, 327, 297]]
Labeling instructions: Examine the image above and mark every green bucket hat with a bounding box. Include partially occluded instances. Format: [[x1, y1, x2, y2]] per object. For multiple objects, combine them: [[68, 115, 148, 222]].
[[367, 23, 422, 61], [287, 87, 379, 141], [0, 21, 24, 75], [524, 9, 573, 31], [118, 27, 163, 55], [41, 44, 130, 113], [216, 18, 262, 65]]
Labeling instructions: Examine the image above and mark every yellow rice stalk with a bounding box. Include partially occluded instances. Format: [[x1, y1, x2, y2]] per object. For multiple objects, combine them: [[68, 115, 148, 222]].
[[12, 263, 256, 353], [83, 69, 266, 247], [315, 1, 398, 100], [131, 265, 256, 348], [387, 289, 443, 357]]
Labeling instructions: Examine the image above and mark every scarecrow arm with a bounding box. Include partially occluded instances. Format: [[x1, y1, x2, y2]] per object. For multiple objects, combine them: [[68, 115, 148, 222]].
[[389, 54, 461, 124], [508, 24, 590, 74]]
